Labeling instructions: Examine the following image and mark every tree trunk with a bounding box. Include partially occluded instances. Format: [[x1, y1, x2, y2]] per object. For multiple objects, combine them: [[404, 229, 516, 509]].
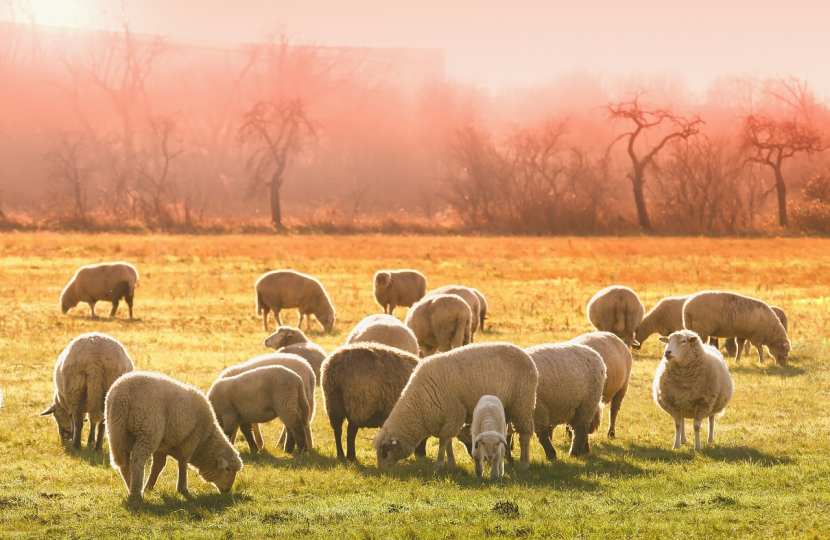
[[631, 168, 652, 232], [270, 173, 284, 227], [774, 166, 788, 228]]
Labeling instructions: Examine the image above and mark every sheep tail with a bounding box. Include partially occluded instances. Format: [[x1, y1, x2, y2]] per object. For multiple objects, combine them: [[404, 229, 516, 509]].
[[452, 316, 468, 348], [613, 304, 626, 333]]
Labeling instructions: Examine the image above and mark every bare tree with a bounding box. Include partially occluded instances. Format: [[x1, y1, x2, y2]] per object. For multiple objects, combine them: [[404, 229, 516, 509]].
[[44, 133, 95, 221], [134, 116, 183, 227], [238, 99, 317, 227], [607, 92, 703, 232]]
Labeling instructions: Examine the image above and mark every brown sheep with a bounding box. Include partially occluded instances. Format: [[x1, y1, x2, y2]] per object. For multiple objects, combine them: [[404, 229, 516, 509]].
[[255, 270, 336, 333], [373, 270, 428, 315], [60, 262, 139, 319]]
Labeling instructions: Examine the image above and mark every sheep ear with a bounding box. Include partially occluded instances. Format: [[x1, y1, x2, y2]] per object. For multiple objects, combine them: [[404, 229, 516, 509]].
[[688, 335, 698, 344], [631, 339, 641, 349], [39, 404, 57, 417], [217, 457, 228, 469], [658, 336, 669, 344]]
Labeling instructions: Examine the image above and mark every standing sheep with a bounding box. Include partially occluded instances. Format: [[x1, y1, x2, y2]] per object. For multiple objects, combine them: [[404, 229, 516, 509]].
[[525, 343, 606, 459], [105, 371, 243, 499], [633, 295, 689, 349], [263, 326, 327, 381], [374, 342, 538, 471], [683, 291, 791, 365], [569, 331, 632, 438], [405, 294, 472, 357], [470, 395, 508, 480], [587, 286, 645, 348], [321, 343, 420, 462], [208, 366, 313, 454], [40, 332, 134, 450], [373, 270, 428, 315], [60, 262, 139, 319], [346, 314, 420, 355], [424, 285, 482, 339], [255, 270, 336, 333], [653, 330, 734, 450]]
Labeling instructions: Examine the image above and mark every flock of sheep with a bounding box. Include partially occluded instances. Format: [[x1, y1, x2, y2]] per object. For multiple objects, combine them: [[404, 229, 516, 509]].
[[39, 261, 792, 497]]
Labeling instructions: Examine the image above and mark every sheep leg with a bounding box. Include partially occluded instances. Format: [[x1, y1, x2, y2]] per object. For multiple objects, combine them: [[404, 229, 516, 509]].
[[346, 421, 359, 462], [126, 294, 134, 319], [446, 441, 456, 468], [693, 417, 703, 451], [755, 342, 765, 364], [433, 437, 451, 470], [673, 415, 683, 449], [117, 454, 132, 492], [144, 452, 167, 491], [414, 437, 428, 457], [735, 338, 744, 362], [744, 340, 751, 356], [240, 424, 259, 453], [284, 429, 297, 453], [276, 427, 287, 448], [569, 427, 590, 457], [708, 415, 716, 444], [332, 420, 346, 460], [474, 457, 483, 478], [504, 433, 515, 464], [609, 390, 626, 438], [95, 421, 105, 451], [518, 431, 531, 470], [253, 424, 264, 449], [108, 298, 119, 318], [175, 457, 191, 497], [71, 410, 84, 450], [261, 306, 271, 331], [535, 426, 557, 461], [128, 444, 152, 498], [86, 421, 97, 448], [89, 302, 97, 318]]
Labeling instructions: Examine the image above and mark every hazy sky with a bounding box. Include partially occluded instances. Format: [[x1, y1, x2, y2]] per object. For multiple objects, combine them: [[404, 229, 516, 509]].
[[9, 0, 830, 94]]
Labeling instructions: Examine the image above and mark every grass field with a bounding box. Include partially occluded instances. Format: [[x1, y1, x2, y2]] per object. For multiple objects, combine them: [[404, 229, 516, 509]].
[[1, 233, 829, 539]]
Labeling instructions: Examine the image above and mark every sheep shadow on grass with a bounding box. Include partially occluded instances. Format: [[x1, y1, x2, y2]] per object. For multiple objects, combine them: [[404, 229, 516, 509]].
[[600, 442, 794, 467], [123, 490, 251, 516], [240, 447, 341, 470], [60, 441, 111, 467], [727, 362, 805, 377]]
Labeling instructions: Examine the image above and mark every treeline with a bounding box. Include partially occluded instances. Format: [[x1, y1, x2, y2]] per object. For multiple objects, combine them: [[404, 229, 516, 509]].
[[2, 21, 830, 235]]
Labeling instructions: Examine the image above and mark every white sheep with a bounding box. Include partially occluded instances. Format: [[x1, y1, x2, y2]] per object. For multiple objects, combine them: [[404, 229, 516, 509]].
[[470, 395, 508, 480], [683, 291, 791, 364], [40, 332, 134, 450], [587, 285, 645, 348], [255, 270, 336, 333], [263, 326, 327, 381], [404, 293, 472, 357], [345, 314, 420, 355], [633, 295, 689, 349], [727, 305, 790, 360], [424, 285, 482, 339], [60, 262, 139, 319], [105, 371, 243, 499], [373, 269, 428, 315], [653, 330, 734, 451], [374, 342, 538, 471]]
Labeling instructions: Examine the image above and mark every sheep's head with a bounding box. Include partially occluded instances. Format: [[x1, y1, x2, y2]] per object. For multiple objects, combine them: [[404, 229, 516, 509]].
[[632, 325, 648, 349], [59, 287, 78, 314], [39, 396, 73, 440], [472, 431, 507, 466], [374, 430, 409, 470], [263, 326, 307, 350], [374, 272, 392, 291], [768, 339, 791, 365], [658, 330, 702, 366], [198, 453, 242, 494], [319, 313, 335, 334]]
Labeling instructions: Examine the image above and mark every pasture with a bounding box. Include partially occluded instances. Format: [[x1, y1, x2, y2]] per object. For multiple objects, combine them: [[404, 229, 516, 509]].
[[1, 233, 829, 539]]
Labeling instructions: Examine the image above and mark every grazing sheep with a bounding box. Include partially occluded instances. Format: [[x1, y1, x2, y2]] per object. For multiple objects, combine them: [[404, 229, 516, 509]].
[[587, 286, 645, 348], [472, 288, 489, 332], [346, 314, 420, 355], [40, 332, 134, 450], [569, 331, 632, 438], [633, 295, 689, 349], [726, 305, 790, 359], [653, 330, 734, 450], [525, 343, 606, 459], [683, 291, 791, 365], [105, 371, 242, 499], [263, 326, 327, 381], [255, 270, 336, 333], [220, 352, 316, 453], [470, 395, 508, 480], [60, 262, 139, 319], [208, 366, 313, 454], [321, 343, 420, 462], [373, 270, 428, 315], [374, 342, 538, 471], [424, 285, 481, 339], [405, 294, 472, 358]]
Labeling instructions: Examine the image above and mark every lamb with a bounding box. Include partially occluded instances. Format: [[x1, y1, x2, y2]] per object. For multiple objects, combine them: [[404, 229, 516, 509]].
[[587, 285, 645, 348], [525, 343, 606, 459], [569, 331, 632, 438], [219, 352, 316, 453], [373, 269, 428, 315], [633, 295, 689, 349], [255, 270, 336, 333], [424, 285, 481, 339], [472, 288, 489, 332], [345, 314, 420, 356], [60, 262, 139, 319], [470, 395, 508, 480], [105, 371, 243, 499], [321, 343, 420, 462], [404, 294, 472, 357], [40, 332, 134, 450], [653, 330, 734, 450], [683, 291, 791, 365], [263, 326, 327, 381], [208, 366, 313, 454], [374, 342, 538, 471]]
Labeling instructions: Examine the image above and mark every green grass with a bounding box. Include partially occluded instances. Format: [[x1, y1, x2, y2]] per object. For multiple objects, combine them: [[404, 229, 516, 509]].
[[1, 233, 829, 538]]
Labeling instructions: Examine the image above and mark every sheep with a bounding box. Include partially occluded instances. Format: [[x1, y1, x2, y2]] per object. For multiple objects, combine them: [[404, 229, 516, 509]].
[[208, 366, 313, 455], [404, 294, 472, 357], [373, 269, 428, 315], [470, 395, 508, 480], [683, 291, 791, 365], [424, 285, 481, 339], [525, 343, 606, 459], [255, 270, 336, 333], [60, 262, 139, 319], [633, 295, 689, 349], [653, 330, 734, 450], [472, 288, 489, 332], [39, 332, 134, 450], [569, 331, 632, 438], [105, 371, 243, 499], [219, 352, 315, 453], [345, 314, 420, 355], [321, 343, 420, 462], [724, 305, 790, 359], [374, 342, 538, 471], [587, 286, 645, 348], [263, 326, 327, 381]]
